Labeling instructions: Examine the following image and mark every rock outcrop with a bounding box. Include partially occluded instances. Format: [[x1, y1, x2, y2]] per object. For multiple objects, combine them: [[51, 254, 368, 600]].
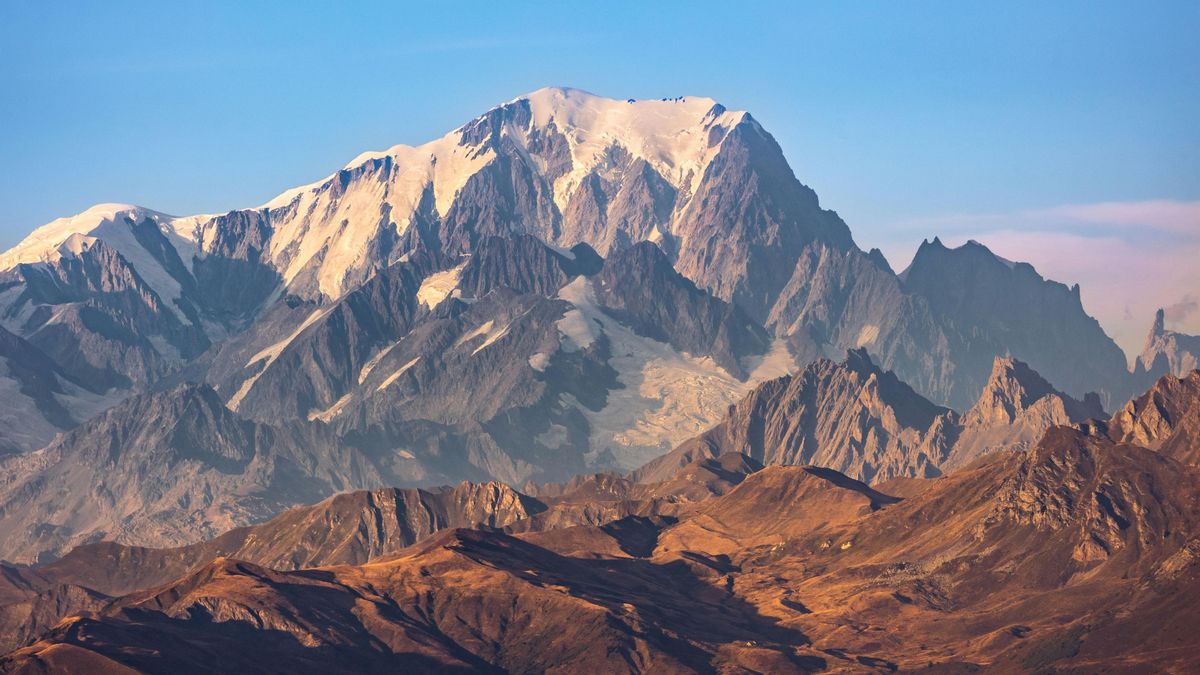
[[1105, 369, 1200, 465], [945, 356, 1105, 469], [1135, 307, 1200, 381]]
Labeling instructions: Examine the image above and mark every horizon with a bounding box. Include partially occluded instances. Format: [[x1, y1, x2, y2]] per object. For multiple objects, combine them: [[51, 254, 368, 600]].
[[2, 2, 1197, 358]]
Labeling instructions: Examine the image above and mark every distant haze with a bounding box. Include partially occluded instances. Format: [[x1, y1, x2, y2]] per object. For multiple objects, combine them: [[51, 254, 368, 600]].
[[871, 200, 1200, 361]]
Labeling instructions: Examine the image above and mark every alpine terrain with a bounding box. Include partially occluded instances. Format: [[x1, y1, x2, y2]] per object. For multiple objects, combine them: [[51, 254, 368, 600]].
[[0, 87, 1194, 673]]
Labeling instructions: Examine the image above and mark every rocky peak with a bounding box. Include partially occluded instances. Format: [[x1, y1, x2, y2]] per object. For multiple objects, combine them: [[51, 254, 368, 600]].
[[637, 350, 958, 484], [593, 241, 770, 377], [455, 234, 599, 300], [944, 357, 1105, 469], [1106, 369, 1200, 465], [970, 356, 1102, 424], [1136, 308, 1200, 380], [899, 238, 1129, 408]]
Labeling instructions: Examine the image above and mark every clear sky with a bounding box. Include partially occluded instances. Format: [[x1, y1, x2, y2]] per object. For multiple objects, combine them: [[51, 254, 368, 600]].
[[2, 1, 1197, 357]]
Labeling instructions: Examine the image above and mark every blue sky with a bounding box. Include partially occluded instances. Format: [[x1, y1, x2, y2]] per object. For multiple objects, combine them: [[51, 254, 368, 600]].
[[1, 1, 1197, 354]]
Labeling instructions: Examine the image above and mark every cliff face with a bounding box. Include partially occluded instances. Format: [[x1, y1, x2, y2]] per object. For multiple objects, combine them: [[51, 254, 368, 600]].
[[1106, 369, 1200, 465], [899, 238, 1132, 409], [0, 384, 378, 564]]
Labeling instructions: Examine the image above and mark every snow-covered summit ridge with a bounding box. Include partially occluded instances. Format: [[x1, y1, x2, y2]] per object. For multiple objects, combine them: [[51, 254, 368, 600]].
[[3, 88, 753, 300], [263, 87, 749, 213], [0, 202, 217, 272], [517, 87, 748, 207]]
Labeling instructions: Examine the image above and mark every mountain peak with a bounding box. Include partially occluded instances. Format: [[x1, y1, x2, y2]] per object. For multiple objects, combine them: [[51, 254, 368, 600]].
[[1152, 307, 1166, 337], [944, 356, 1106, 469], [0, 203, 161, 270], [968, 356, 1104, 425], [983, 356, 1056, 409], [1107, 369, 1200, 464], [1137, 308, 1200, 379]]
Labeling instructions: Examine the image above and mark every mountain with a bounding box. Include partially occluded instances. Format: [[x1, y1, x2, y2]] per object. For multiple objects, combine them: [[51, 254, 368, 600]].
[[1134, 308, 1200, 381], [200, 234, 788, 474], [638, 350, 1102, 484], [0, 85, 1159, 584], [0, 383, 379, 564], [0, 452, 760, 653], [0, 88, 1138, 424], [0, 205, 269, 397], [945, 356, 1105, 469], [5, 425, 1198, 672], [0, 326, 116, 455], [637, 348, 958, 484], [0, 234, 793, 565], [897, 238, 1132, 408], [1105, 369, 1200, 465]]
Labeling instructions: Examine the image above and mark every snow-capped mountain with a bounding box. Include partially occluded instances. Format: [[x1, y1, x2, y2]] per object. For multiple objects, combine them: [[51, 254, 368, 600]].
[[0, 86, 1139, 458]]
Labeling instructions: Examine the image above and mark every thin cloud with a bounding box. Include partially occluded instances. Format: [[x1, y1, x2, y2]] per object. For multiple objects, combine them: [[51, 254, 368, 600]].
[[1029, 200, 1200, 235], [867, 199, 1200, 362], [1164, 294, 1199, 324], [879, 199, 1200, 244]]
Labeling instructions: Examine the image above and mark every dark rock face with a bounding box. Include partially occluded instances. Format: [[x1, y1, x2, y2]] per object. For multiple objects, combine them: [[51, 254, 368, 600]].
[[455, 234, 599, 298], [900, 238, 1132, 408], [0, 326, 97, 454], [594, 242, 770, 378], [674, 116, 856, 320], [189, 209, 282, 323]]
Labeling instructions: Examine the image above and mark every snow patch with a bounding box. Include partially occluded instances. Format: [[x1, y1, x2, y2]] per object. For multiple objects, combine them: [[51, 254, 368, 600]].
[[246, 308, 330, 367], [528, 352, 553, 372], [555, 277, 601, 351], [545, 243, 577, 260], [855, 324, 880, 347], [417, 263, 466, 310], [470, 320, 512, 355], [307, 392, 353, 423], [377, 357, 420, 392], [359, 339, 404, 384], [148, 335, 182, 363], [520, 87, 746, 213], [229, 307, 330, 411], [536, 423, 571, 450], [454, 320, 495, 348]]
